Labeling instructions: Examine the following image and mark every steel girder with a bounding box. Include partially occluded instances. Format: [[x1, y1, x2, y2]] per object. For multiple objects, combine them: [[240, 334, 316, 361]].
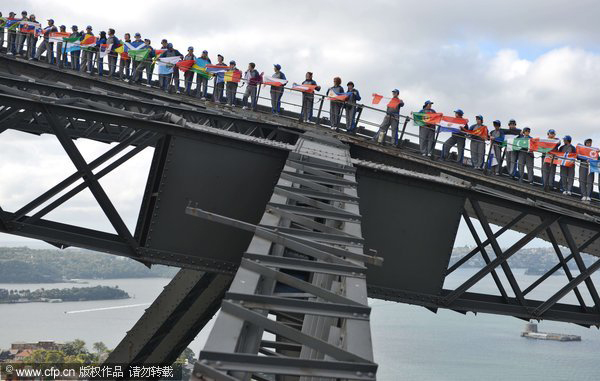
[[187, 133, 379, 380]]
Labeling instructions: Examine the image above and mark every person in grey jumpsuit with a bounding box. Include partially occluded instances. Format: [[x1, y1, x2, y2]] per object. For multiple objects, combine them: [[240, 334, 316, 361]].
[[559, 135, 576, 195], [419, 100, 437, 156], [442, 109, 468, 163], [488, 120, 505, 174], [212, 54, 228, 102], [183, 47, 196, 95], [467, 115, 487, 169], [79, 25, 94, 73], [517, 127, 534, 183], [34, 19, 57, 62], [226, 60, 241, 107], [373, 89, 404, 146], [270, 64, 286, 114], [542, 129, 559, 191], [55, 25, 68, 68], [197, 50, 211, 98], [327, 77, 345, 129], [505, 119, 521, 177], [299, 72, 321, 122], [579, 138, 595, 201], [242, 62, 260, 110]]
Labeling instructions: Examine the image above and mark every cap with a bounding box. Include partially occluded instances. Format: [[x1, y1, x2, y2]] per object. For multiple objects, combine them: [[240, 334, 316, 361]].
[[161, 38, 168, 43], [166, 43, 173, 48], [523, 127, 531, 132], [60, 25, 66, 29], [21, 10, 28, 15], [217, 54, 223, 58], [564, 135, 572, 142], [9, 12, 16, 16], [509, 119, 516, 124], [493, 120, 501, 125], [47, 19, 54, 23], [454, 109, 464, 115], [274, 64, 281, 70], [547, 129, 556, 134], [585, 138, 593, 143], [306, 71, 313, 75], [476, 115, 483, 120], [347, 81, 354, 86], [424, 100, 434, 105], [202, 50, 208, 54], [134, 32, 141, 37], [229, 60, 236, 65], [392, 89, 400, 94], [188, 46, 194, 51], [71, 25, 78, 29]]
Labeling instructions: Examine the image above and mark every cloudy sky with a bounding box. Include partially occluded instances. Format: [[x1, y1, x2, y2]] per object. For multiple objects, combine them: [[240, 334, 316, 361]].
[[1, 0, 600, 247]]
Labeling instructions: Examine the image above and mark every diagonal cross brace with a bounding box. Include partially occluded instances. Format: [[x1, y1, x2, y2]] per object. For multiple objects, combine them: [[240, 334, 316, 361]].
[[42, 105, 139, 256]]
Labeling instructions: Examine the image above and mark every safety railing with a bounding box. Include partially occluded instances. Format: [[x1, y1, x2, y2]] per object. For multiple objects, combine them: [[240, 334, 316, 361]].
[[1, 32, 596, 202]]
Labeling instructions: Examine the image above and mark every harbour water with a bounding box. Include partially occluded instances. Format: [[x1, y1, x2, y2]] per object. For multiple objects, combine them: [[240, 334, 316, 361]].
[[0, 269, 598, 380]]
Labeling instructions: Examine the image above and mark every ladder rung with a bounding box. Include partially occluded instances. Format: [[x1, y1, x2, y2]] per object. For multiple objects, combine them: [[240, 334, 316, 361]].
[[243, 253, 366, 277]]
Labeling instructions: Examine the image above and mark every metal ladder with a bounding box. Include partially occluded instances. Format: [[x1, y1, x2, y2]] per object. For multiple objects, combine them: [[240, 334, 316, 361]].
[[186, 132, 381, 380]]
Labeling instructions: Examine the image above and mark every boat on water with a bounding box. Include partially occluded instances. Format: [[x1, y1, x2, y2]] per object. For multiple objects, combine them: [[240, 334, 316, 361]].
[[521, 322, 581, 342]]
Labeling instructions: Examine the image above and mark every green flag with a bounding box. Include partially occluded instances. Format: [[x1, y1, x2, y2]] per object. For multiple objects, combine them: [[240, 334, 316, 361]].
[[505, 137, 530, 151], [128, 48, 150, 62], [0, 18, 6, 28]]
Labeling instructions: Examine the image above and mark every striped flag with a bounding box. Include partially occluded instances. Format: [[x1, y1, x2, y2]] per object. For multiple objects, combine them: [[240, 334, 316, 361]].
[[292, 83, 318, 93], [64, 36, 81, 53], [175, 60, 211, 79], [590, 160, 600, 174], [19, 21, 42, 36], [438, 116, 469, 133], [412, 112, 443, 126], [327, 88, 352, 101], [49, 32, 71, 43], [531, 138, 560, 153], [576, 144, 599, 160], [206, 64, 230, 74], [224, 69, 242, 83], [263, 74, 288, 87]]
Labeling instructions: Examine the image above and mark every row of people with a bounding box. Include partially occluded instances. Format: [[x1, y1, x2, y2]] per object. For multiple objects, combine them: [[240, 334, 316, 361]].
[[2, 11, 595, 201], [0, 12, 370, 128], [414, 104, 596, 200]]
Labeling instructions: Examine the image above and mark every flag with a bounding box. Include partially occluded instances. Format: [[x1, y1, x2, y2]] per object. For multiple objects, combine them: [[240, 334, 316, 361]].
[[19, 21, 41, 35], [465, 125, 489, 140], [49, 31, 71, 43], [224, 69, 242, 83], [80, 35, 97, 50], [206, 64, 230, 74], [412, 112, 443, 126], [63, 36, 81, 53], [128, 48, 150, 62], [544, 151, 576, 166], [155, 49, 166, 56], [98, 44, 112, 59], [590, 160, 600, 174], [576, 144, 599, 160], [175, 60, 211, 78], [0, 17, 6, 28], [123, 41, 146, 52], [487, 149, 499, 168], [327, 88, 352, 101], [505, 137, 531, 151], [387, 98, 402, 109], [530, 138, 559, 153], [5, 18, 20, 31], [262, 74, 288, 87], [372, 93, 383, 104], [439, 116, 469, 133], [157, 56, 182, 75], [292, 83, 317, 93]]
